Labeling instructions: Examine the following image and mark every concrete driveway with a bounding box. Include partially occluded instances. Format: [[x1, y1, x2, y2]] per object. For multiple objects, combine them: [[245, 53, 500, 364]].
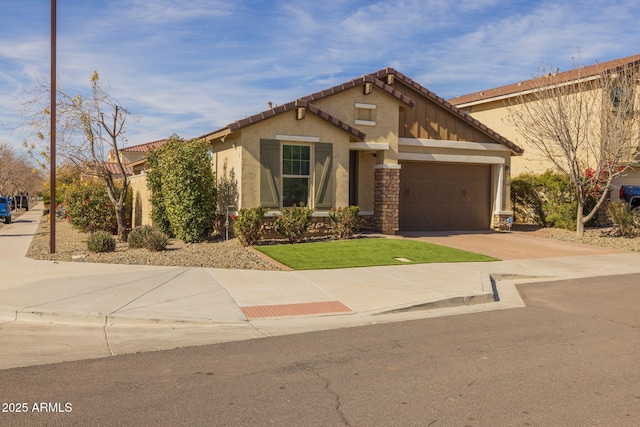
[[396, 230, 622, 260]]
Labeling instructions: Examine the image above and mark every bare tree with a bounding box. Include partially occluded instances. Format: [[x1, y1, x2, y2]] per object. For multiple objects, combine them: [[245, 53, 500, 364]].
[[0, 143, 19, 194], [24, 71, 136, 241], [0, 143, 44, 198], [508, 59, 640, 237]]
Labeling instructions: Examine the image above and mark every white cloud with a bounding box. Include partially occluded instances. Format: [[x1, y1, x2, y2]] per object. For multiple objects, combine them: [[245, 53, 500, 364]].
[[1, 0, 640, 153], [119, 0, 234, 24]]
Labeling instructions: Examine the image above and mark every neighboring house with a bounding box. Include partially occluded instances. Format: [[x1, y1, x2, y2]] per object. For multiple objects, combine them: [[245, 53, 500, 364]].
[[199, 69, 522, 233], [449, 54, 640, 201], [107, 139, 168, 175]]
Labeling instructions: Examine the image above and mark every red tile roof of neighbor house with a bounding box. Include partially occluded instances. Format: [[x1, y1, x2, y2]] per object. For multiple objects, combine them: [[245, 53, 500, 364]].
[[104, 162, 133, 176], [370, 68, 524, 154], [449, 53, 640, 106], [120, 139, 169, 153]]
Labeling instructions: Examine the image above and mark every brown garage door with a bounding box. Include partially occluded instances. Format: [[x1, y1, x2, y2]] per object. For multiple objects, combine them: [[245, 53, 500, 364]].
[[399, 162, 492, 231]]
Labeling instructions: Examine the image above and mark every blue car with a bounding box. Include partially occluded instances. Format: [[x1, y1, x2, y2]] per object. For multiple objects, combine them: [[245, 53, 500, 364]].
[[0, 196, 12, 224]]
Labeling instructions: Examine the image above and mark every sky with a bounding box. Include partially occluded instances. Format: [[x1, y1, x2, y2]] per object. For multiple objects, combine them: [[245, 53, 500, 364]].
[[1, 0, 640, 154]]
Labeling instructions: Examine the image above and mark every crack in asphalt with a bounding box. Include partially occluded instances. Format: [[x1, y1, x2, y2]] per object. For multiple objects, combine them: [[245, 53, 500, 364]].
[[314, 371, 350, 426]]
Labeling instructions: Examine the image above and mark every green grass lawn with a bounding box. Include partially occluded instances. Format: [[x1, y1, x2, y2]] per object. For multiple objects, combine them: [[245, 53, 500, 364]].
[[255, 238, 499, 270]]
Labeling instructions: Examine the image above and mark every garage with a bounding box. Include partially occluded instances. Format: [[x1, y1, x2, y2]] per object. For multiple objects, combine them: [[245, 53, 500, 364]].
[[399, 162, 492, 231]]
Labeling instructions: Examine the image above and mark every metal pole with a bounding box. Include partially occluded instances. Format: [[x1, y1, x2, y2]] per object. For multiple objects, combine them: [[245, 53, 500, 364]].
[[50, 0, 56, 253]]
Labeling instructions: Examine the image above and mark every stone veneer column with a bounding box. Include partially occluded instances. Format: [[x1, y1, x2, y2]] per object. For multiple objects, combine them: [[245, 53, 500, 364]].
[[373, 164, 401, 234]]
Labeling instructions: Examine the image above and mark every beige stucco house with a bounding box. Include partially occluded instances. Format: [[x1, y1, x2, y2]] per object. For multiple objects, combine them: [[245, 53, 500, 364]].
[[196, 69, 522, 233], [449, 54, 640, 202]]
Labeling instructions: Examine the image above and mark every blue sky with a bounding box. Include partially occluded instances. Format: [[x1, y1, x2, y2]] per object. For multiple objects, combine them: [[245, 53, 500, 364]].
[[1, 0, 639, 152]]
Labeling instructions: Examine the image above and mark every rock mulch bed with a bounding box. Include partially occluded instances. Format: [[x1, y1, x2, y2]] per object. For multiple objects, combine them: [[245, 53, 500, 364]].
[[25, 218, 282, 270], [510, 224, 640, 252]]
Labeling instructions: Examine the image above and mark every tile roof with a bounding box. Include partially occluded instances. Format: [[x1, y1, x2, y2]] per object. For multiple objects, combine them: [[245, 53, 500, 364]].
[[370, 68, 523, 154], [119, 139, 169, 153], [108, 139, 169, 160], [204, 74, 415, 141], [300, 74, 415, 107], [202, 68, 521, 154], [449, 53, 640, 106], [211, 99, 367, 141], [104, 162, 133, 176]]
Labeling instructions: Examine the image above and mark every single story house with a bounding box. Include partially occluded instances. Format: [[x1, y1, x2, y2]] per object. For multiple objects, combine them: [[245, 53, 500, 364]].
[[197, 68, 522, 233]]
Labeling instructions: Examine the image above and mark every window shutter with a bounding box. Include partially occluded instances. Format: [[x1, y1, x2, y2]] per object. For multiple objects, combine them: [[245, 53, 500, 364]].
[[260, 139, 281, 208], [314, 143, 333, 210]]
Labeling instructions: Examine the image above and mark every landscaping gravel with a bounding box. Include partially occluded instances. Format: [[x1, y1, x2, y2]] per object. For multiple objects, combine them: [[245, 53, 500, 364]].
[[510, 224, 640, 252], [25, 218, 282, 270], [19, 217, 640, 270]]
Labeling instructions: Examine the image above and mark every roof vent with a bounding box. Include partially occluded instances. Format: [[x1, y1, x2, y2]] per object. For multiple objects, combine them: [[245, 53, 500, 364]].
[[296, 107, 306, 120], [363, 82, 373, 95]]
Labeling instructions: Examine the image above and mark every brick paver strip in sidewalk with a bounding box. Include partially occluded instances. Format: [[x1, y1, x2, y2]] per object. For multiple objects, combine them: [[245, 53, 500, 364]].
[[241, 300, 352, 318]]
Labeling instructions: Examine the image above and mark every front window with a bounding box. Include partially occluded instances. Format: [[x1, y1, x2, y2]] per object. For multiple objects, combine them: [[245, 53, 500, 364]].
[[282, 144, 310, 207]]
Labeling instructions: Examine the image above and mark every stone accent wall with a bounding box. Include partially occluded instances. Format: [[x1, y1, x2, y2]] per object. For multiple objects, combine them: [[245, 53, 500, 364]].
[[359, 214, 375, 231], [373, 167, 400, 234], [493, 212, 514, 231]]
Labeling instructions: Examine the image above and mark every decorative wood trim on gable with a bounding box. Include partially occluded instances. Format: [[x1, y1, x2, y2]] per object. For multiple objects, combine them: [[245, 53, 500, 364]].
[[369, 68, 523, 155]]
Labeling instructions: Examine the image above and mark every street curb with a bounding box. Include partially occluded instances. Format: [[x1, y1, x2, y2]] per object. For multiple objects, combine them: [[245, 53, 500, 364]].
[[372, 273, 498, 315], [0, 305, 250, 328]]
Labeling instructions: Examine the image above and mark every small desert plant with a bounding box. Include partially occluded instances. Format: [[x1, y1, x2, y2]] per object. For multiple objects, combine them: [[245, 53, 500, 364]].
[[128, 225, 169, 251], [607, 201, 638, 237], [143, 229, 169, 251], [274, 204, 313, 243], [234, 207, 268, 246], [329, 206, 363, 239], [128, 225, 155, 248], [87, 230, 116, 253]]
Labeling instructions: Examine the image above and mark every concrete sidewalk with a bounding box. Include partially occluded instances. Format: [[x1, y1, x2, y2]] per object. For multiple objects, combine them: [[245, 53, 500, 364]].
[[2, 206, 640, 369]]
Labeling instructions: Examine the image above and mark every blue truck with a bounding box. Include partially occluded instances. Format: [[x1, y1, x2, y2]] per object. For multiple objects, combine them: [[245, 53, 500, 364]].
[[619, 185, 640, 210], [0, 196, 12, 224]]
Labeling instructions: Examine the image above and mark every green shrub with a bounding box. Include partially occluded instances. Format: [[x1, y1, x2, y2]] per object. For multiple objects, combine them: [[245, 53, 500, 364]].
[[128, 225, 169, 251], [274, 204, 313, 243], [607, 201, 638, 237], [87, 230, 116, 253], [146, 136, 217, 242], [511, 174, 545, 225], [545, 201, 578, 230], [233, 207, 268, 246], [511, 171, 599, 230], [65, 181, 117, 233], [328, 206, 363, 239]]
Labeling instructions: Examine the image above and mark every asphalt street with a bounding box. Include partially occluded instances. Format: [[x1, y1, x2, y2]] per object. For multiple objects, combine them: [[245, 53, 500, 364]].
[[1, 273, 639, 426]]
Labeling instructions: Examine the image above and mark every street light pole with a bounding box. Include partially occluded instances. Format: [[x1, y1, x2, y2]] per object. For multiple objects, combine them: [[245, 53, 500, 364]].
[[50, 0, 56, 254]]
